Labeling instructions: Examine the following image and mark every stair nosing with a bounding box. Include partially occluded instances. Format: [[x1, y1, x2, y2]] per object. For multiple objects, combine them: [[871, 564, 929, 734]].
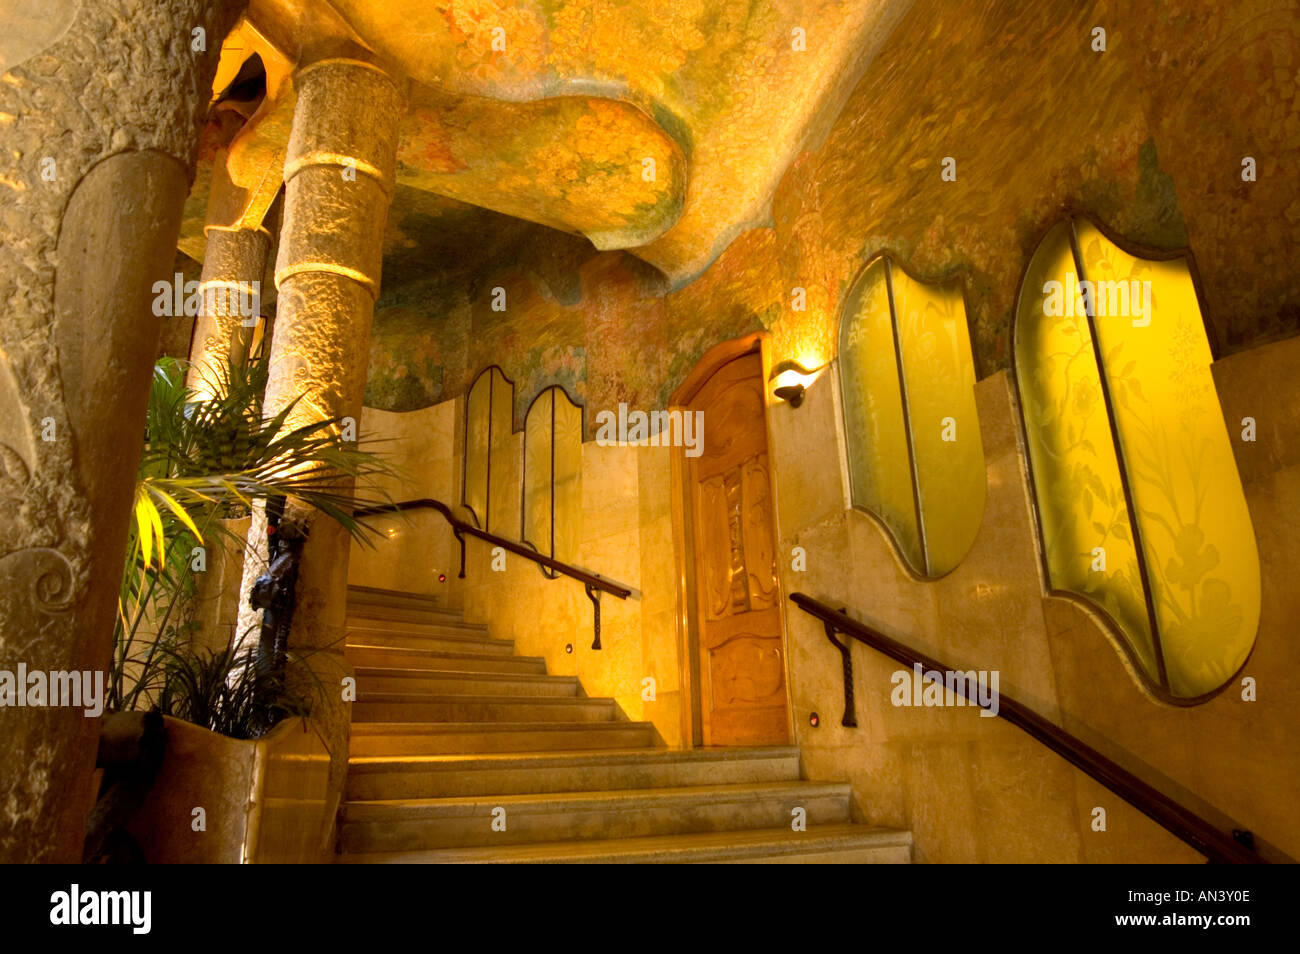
[[337, 825, 911, 863], [346, 746, 801, 770], [346, 621, 491, 634], [353, 693, 615, 706], [350, 651, 542, 666], [351, 669, 576, 684], [350, 720, 655, 734], [343, 780, 852, 815]]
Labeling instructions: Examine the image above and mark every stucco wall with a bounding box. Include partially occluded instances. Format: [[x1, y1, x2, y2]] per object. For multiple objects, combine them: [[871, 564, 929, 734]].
[[771, 336, 1300, 863], [348, 401, 685, 744], [350, 334, 1299, 861]]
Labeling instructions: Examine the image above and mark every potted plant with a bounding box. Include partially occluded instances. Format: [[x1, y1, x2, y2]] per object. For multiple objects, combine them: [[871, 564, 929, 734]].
[[85, 355, 394, 863]]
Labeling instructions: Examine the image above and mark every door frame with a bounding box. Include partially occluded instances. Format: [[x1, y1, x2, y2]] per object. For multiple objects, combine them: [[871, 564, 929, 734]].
[[668, 331, 794, 747]]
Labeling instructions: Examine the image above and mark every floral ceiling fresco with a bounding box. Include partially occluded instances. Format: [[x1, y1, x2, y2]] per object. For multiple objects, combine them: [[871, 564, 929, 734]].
[[361, 0, 1300, 428], [215, 0, 915, 283], [360, 0, 1300, 426], [174, 1, 1299, 427]]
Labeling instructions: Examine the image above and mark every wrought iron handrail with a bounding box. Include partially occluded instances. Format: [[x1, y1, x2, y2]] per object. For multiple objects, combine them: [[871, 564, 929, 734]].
[[789, 592, 1266, 865], [354, 498, 631, 648]]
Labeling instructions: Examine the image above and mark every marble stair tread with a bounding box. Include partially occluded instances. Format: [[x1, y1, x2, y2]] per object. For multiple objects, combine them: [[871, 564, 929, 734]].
[[346, 605, 475, 625], [344, 747, 802, 798], [337, 781, 853, 851], [348, 584, 444, 604], [347, 652, 547, 674], [347, 623, 501, 638], [343, 780, 852, 817], [337, 824, 913, 864], [348, 720, 660, 756], [348, 634, 514, 657], [350, 669, 581, 697], [348, 746, 800, 771], [345, 615, 490, 635], [350, 694, 618, 723]]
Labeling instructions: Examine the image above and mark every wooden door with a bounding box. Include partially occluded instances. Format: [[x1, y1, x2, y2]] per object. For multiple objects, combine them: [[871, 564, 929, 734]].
[[687, 351, 789, 745]]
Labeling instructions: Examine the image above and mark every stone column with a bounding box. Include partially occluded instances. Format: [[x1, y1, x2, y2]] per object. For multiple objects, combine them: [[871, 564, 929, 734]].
[[186, 224, 271, 398], [235, 56, 402, 850], [0, 0, 244, 863], [185, 151, 283, 398]]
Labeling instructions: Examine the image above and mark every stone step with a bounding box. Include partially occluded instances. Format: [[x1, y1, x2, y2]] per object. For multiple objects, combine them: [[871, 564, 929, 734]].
[[338, 824, 913, 864], [345, 746, 802, 800], [351, 694, 618, 725], [348, 584, 443, 603], [346, 616, 490, 638], [348, 721, 659, 757], [346, 584, 453, 611], [348, 650, 546, 677], [356, 669, 580, 699], [338, 781, 852, 852], [348, 634, 514, 665], [346, 602, 471, 626]]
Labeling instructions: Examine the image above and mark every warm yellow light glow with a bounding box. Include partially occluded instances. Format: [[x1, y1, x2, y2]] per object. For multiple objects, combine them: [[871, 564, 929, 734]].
[[1015, 219, 1259, 699], [770, 364, 823, 392], [1077, 220, 1260, 698], [838, 256, 985, 577]]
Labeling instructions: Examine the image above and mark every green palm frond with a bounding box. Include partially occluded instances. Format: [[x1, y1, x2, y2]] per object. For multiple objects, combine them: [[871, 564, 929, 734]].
[[113, 353, 402, 730]]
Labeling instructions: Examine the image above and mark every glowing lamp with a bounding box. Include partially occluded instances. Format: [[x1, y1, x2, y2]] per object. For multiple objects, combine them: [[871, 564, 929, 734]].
[[769, 359, 824, 408]]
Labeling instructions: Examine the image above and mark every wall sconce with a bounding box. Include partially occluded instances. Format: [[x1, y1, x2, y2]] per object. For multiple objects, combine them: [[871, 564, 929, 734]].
[[769, 359, 825, 409]]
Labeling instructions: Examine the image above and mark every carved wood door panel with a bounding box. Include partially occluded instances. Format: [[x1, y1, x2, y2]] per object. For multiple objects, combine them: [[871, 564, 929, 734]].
[[688, 351, 789, 745]]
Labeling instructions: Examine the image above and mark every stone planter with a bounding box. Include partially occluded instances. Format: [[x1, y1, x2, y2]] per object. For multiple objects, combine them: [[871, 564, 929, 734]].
[[125, 715, 333, 863]]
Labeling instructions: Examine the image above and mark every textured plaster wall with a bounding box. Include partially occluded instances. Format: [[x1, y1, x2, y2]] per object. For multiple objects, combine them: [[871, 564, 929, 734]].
[[366, 0, 1300, 420]]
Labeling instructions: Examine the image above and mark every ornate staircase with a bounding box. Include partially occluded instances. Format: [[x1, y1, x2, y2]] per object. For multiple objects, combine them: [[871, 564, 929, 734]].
[[335, 585, 912, 863]]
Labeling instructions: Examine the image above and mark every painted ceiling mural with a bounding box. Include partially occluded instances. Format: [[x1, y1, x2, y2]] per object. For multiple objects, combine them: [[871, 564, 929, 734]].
[[176, 0, 1300, 429]]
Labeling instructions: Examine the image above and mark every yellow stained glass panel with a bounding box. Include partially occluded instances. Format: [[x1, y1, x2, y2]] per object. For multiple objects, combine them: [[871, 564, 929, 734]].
[[552, 390, 583, 565], [487, 371, 514, 532], [892, 267, 986, 576], [1076, 220, 1260, 698], [463, 367, 514, 532], [522, 390, 554, 555], [839, 258, 923, 571], [463, 370, 491, 528], [1014, 221, 1158, 679]]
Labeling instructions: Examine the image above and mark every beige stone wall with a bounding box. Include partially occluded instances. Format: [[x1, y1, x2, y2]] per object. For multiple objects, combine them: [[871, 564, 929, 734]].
[[349, 400, 684, 745], [125, 715, 332, 863], [350, 334, 1297, 862], [772, 336, 1300, 863], [347, 401, 466, 601]]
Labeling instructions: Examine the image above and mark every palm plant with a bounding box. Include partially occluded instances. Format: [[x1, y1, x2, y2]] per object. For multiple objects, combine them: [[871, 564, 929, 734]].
[[152, 640, 319, 740], [113, 354, 397, 729]]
